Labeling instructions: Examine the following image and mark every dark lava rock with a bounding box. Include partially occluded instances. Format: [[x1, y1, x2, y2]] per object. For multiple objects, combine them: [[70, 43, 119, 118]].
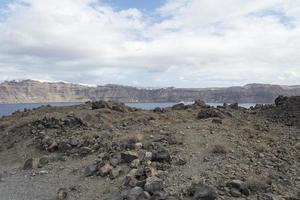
[[91, 100, 128, 112], [92, 100, 111, 110], [197, 109, 223, 119], [127, 187, 146, 200], [172, 103, 186, 110], [226, 180, 250, 196], [144, 176, 163, 194], [194, 99, 207, 107], [153, 107, 166, 113], [229, 103, 239, 110], [189, 183, 218, 200], [121, 151, 139, 163], [275, 95, 289, 106], [151, 145, 171, 163]]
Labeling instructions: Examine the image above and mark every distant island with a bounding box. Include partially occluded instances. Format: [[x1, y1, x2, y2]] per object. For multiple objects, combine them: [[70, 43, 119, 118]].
[[0, 79, 300, 104]]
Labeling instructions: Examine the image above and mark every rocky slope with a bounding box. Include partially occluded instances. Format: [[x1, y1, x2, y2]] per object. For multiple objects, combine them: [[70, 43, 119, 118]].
[[1, 80, 300, 104], [0, 97, 299, 200]]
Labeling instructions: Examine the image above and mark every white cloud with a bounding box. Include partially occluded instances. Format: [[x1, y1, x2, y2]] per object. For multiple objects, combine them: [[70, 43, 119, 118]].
[[0, 0, 300, 87]]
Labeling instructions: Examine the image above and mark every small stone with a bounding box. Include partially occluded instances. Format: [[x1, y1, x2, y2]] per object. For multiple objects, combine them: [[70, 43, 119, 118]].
[[176, 157, 187, 166], [121, 151, 139, 163], [130, 159, 140, 169], [109, 167, 122, 179], [257, 193, 278, 200], [98, 163, 113, 177], [124, 169, 138, 187], [145, 166, 158, 178], [230, 188, 242, 197], [110, 158, 120, 167], [152, 148, 171, 163], [57, 188, 68, 200], [127, 187, 146, 200], [39, 156, 49, 166], [190, 183, 218, 200], [135, 143, 143, 150], [79, 147, 92, 156], [84, 164, 97, 177], [144, 152, 153, 161], [38, 170, 49, 175], [48, 142, 58, 152], [23, 158, 40, 170]]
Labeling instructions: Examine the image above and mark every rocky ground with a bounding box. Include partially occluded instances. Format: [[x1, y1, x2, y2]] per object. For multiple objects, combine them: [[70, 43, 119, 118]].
[[0, 97, 299, 200]]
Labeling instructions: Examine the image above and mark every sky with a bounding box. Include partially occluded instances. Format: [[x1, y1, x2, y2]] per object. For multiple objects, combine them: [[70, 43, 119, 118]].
[[0, 0, 300, 87]]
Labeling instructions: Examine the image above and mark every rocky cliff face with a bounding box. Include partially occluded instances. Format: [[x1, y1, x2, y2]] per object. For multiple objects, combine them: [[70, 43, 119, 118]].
[[1, 80, 300, 104]]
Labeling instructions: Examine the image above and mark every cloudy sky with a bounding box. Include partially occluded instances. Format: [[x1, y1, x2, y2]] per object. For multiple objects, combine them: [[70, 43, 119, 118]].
[[0, 0, 299, 87]]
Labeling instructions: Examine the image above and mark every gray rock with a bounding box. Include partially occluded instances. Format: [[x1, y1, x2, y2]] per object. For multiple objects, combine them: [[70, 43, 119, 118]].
[[190, 183, 218, 200], [121, 151, 139, 163], [57, 188, 68, 200], [23, 158, 40, 170], [127, 187, 145, 200], [230, 188, 242, 197], [39, 156, 49, 166], [79, 147, 92, 156], [144, 176, 163, 194], [258, 193, 278, 200], [98, 163, 113, 177], [110, 167, 122, 179], [84, 164, 97, 177], [152, 147, 171, 163]]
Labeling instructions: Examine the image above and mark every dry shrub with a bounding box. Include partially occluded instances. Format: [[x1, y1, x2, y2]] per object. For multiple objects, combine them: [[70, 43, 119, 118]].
[[211, 144, 229, 154]]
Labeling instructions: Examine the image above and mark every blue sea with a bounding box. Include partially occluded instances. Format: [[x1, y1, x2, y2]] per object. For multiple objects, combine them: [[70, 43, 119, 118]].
[[0, 102, 256, 117]]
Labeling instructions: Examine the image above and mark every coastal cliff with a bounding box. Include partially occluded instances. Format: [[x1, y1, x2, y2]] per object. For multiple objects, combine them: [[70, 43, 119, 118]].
[[1, 80, 300, 104]]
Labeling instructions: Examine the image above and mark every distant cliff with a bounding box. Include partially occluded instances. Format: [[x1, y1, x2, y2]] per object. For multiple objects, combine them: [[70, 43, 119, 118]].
[[1, 80, 300, 104]]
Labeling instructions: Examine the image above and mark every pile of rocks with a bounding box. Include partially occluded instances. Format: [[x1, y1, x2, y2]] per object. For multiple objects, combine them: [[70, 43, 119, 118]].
[[91, 100, 131, 112], [82, 139, 173, 200]]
